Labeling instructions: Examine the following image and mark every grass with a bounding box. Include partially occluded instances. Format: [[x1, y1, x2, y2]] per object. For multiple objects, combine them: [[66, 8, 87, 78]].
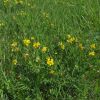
[[0, 0, 100, 100]]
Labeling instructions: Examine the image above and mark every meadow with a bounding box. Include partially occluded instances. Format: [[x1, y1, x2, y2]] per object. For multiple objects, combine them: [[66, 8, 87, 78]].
[[0, 0, 100, 100]]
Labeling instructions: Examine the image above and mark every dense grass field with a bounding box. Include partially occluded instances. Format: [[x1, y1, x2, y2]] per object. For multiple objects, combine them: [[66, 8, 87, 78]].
[[0, 0, 100, 100]]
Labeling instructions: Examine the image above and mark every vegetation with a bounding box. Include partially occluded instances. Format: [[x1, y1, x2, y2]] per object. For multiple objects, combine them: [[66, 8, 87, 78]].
[[0, 0, 100, 100]]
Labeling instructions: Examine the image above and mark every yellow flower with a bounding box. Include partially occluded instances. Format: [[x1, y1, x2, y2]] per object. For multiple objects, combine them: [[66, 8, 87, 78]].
[[67, 35, 76, 44], [42, 47, 47, 53], [89, 51, 95, 56], [59, 42, 65, 50], [11, 42, 17, 47], [79, 43, 84, 50], [11, 42, 19, 52], [12, 59, 17, 65], [47, 57, 54, 66], [33, 42, 40, 48], [90, 43, 96, 49], [23, 39, 31, 46]]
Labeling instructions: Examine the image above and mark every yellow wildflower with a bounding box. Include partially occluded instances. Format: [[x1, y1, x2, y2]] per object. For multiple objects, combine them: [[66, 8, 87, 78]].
[[89, 51, 95, 56], [33, 42, 40, 48], [67, 35, 76, 43], [12, 59, 17, 65], [42, 47, 47, 53], [47, 57, 54, 66], [11, 42, 19, 52], [90, 43, 96, 49], [79, 43, 84, 50], [23, 39, 31, 46], [59, 42, 65, 50]]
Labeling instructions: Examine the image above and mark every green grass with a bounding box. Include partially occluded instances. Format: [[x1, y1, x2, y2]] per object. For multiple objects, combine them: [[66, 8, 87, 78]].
[[0, 0, 100, 100]]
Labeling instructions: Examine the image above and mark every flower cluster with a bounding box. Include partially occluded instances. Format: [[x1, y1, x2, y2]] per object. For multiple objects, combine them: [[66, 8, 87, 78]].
[[67, 34, 77, 43], [59, 42, 65, 50], [89, 51, 95, 56], [88, 43, 96, 56], [46, 57, 54, 66], [33, 42, 41, 48], [10, 35, 97, 69], [11, 42, 19, 52], [12, 59, 17, 65], [42, 47, 48, 53], [23, 39, 31, 46]]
